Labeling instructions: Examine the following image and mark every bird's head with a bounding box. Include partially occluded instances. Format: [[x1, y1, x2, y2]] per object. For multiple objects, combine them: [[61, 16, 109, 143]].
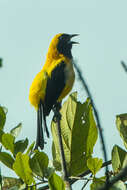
[[47, 33, 79, 59]]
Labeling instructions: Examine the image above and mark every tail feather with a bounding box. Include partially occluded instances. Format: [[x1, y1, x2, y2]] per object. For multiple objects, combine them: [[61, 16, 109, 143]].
[[35, 101, 49, 150], [41, 103, 50, 138]]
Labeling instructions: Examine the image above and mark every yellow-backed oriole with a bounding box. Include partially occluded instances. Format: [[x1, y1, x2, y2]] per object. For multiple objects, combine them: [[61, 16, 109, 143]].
[[29, 33, 78, 149]]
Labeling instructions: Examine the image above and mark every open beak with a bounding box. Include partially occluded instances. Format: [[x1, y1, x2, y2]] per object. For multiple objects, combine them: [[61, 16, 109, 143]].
[[70, 34, 79, 44]]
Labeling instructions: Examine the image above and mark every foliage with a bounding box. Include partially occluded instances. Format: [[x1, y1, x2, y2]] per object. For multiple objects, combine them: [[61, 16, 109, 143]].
[[48, 173, 65, 190], [52, 92, 98, 176], [0, 93, 127, 189]]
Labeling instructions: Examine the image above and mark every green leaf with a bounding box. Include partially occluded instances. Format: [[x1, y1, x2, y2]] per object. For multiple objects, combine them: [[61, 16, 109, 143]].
[[0, 152, 14, 169], [0, 129, 4, 143], [0, 106, 6, 130], [14, 138, 28, 156], [13, 152, 34, 185], [48, 173, 65, 190], [51, 92, 98, 176], [116, 114, 127, 149], [2, 107, 8, 114], [112, 145, 127, 173], [87, 157, 103, 175], [7, 186, 18, 190], [19, 184, 26, 190], [10, 123, 22, 138], [45, 167, 55, 179], [26, 141, 35, 155], [2, 133, 15, 153], [3, 176, 22, 190], [90, 177, 105, 190], [109, 180, 126, 190], [29, 150, 49, 177]]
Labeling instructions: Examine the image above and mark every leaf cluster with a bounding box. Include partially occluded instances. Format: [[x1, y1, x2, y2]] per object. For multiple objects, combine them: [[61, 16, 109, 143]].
[[0, 93, 127, 189]]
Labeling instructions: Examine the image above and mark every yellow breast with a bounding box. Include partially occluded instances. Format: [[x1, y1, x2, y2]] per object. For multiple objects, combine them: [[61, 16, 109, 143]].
[[58, 59, 75, 101]]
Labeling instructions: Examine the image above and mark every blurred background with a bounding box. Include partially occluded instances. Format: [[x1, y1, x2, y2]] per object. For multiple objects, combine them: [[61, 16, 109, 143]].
[[0, 0, 127, 189]]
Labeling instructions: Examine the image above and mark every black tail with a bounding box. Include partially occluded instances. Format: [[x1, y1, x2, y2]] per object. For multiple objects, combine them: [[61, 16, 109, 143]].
[[41, 103, 50, 138], [35, 100, 49, 150]]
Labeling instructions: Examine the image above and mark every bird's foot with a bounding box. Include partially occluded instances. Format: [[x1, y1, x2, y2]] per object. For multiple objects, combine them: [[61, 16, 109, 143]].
[[53, 102, 62, 122]]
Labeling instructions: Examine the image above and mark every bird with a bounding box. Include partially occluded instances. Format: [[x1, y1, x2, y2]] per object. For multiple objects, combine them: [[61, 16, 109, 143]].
[[29, 33, 78, 150]]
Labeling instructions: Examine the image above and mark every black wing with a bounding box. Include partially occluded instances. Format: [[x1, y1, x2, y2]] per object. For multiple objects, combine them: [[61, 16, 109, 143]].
[[44, 61, 66, 116]]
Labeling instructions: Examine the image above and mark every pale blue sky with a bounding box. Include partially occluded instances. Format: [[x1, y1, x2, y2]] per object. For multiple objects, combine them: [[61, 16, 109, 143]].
[[0, 0, 127, 189]]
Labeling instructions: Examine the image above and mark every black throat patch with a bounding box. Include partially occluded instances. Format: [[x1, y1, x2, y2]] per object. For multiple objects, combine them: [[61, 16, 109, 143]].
[[57, 34, 72, 59]]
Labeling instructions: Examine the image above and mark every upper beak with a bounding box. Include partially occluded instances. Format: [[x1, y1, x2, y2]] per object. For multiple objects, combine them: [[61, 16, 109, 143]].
[[70, 34, 79, 38], [70, 34, 79, 44]]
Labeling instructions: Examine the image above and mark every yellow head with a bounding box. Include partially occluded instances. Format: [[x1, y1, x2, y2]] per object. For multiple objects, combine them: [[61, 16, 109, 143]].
[[46, 33, 79, 60]]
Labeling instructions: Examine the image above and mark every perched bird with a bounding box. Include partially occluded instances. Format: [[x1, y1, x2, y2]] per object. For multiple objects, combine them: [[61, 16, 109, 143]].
[[29, 33, 78, 149]]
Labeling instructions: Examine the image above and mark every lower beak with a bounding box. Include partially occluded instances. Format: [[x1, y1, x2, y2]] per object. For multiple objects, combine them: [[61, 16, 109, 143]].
[[71, 41, 79, 44]]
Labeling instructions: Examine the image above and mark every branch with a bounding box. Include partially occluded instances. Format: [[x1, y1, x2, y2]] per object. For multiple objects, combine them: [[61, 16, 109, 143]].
[[38, 185, 49, 190], [23, 181, 48, 190], [38, 160, 111, 190], [0, 167, 2, 190], [121, 61, 127, 72], [0, 58, 3, 68], [81, 174, 92, 190], [98, 165, 127, 190], [73, 62, 109, 182], [70, 160, 111, 185], [53, 103, 72, 190]]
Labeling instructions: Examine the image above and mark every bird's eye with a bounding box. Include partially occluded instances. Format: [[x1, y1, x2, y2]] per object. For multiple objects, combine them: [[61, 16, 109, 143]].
[[59, 34, 70, 41], [59, 35, 64, 40]]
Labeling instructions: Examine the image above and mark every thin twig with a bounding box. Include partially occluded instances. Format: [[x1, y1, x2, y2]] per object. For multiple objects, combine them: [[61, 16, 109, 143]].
[[38, 160, 111, 189], [0, 182, 2, 190], [69, 176, 92, 181], [70, 160, 111, 185], [73, 62, 109, 183], [53, 104, 72, 190], [23, 181, 48, 190], [0, 168, 2, 190], [38, 185, 49, 190], [121, 61, 127, 72], [81, 174, 92, 190]]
